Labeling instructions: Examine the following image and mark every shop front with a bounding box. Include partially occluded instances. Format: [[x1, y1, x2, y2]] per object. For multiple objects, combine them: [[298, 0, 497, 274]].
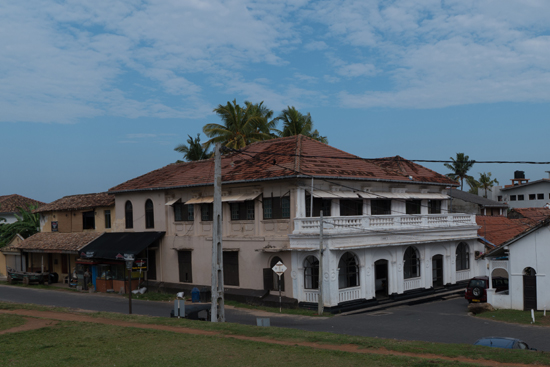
[[79, 232, 164, 294]]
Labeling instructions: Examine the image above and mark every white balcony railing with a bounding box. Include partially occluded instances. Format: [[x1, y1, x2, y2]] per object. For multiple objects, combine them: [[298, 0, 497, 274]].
[[338, 287, 361, 303], [404, 277, 422, 291], [294, 214, 476, 234], [304, 290, 319, 303]]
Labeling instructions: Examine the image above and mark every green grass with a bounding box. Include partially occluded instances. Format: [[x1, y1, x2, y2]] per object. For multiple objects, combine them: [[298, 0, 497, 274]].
[[1, 302, 548, 365], [0, 314, 26, 331], [0, 315, 472, 367], [477, 308, 550, 326]]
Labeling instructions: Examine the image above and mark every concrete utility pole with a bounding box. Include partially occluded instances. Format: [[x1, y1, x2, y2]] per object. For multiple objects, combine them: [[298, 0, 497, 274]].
[[318, 210, 324, 315], [211, 143, 225, 322]]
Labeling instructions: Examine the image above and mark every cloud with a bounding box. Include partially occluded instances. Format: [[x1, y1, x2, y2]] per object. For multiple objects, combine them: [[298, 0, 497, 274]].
[[304, 41, 328, 51], [2, 0, 550, 122], [307, 0, 550, 108]]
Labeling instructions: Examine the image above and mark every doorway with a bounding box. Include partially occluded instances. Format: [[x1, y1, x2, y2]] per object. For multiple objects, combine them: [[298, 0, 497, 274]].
[[375, 259, 389, 299], [432, 255, 444, 288], [523, 267, 537, 310]]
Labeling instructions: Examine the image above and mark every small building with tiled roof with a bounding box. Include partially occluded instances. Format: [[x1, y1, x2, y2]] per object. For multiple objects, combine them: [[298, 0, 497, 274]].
[[449, 189, 508, 217], [483, 216, 550, 311], [2, 193, 116, 286], [35, 192, 115, 234], [107, 135, 482, 311], [0, 194, 45, 224]]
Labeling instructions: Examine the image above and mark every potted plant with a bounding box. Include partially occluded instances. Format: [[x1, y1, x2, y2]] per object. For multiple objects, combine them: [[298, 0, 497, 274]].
[[88, 283, 95, 293]]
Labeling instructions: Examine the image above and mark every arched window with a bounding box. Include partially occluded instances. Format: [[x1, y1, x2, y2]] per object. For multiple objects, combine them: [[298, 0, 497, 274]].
[[304, 256, 319, 289], [145, 199, 154, 229], [403, 246, 420, 279], [523, 267, 536, 276], [338, 252, 359, 289], [270, 257, 284, 291], [125, 201, 133, 229], [456, 242, 470, 271]]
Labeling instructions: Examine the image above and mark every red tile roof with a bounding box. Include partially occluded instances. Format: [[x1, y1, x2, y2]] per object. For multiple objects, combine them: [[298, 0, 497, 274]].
[[0, 194, 45, 213], [509, 207, 550, 222], [34, 193, 114, 214], [110, 135, 457, 193], [476, 216, 538, 247], [10, 232, 103, 253]]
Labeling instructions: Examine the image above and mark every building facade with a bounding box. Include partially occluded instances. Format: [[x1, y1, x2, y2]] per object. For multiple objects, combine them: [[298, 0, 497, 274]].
[[108, 136, 483, 310]]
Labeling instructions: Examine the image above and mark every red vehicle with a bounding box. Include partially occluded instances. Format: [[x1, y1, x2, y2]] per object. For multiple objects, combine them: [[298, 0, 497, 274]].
[[465, 276, 509, 303]]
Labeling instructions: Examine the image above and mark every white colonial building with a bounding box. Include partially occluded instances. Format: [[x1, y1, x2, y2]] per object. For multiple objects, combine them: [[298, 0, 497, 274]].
[[106, 135, 483, 311]]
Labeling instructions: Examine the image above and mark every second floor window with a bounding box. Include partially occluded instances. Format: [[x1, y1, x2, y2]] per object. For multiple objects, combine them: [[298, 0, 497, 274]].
[[125, 201, 133, 229], [82, 211, 95, 230], [145, 199, 154, 228], [371, 199, 391, 215], [104, 210, 111, 229], [340, 199, 363, 216], [305, 196, 331, 217], [428, 200, 441, 214], [201, 203, 213, 221], [230, 201, 255, 220], [263, 196, 290, 219], [406, 200, 422, 215], [174, 203, 194, 222]]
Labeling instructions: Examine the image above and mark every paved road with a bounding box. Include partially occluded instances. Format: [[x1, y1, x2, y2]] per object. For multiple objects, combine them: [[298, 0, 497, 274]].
[[1, 284, 549, 351]]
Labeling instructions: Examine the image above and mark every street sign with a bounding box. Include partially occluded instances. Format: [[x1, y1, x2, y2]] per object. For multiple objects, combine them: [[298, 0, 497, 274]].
[[272, 261, 287, 276], [123, 254, 134, 262]]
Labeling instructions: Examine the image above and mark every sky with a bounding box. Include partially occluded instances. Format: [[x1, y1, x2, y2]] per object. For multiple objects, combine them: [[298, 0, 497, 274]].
[[2, 0, 550, 203]]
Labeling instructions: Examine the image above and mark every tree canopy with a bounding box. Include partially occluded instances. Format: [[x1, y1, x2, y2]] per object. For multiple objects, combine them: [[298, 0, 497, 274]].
[[444, 153, 476, 191], [174, 134, 211, 162], [0, 205, 40, 247], [273, 106, 328, 144], [202, 100, 275, 151], [175, 101, 328, 156]]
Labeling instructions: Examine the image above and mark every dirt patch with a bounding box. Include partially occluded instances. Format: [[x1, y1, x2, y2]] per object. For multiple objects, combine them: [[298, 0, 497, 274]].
[[0, 317, 58, 335], [0, 309, 535, 367]]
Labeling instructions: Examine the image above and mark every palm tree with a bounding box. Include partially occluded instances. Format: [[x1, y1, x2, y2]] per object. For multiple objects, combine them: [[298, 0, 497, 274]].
[[174, 134, 210, 162], [273, 106, 328, 143], [477, 172, 499, 198], [0, 205, 40, 247], [444, 153, 475, 191], [202, 100, 274, 151]]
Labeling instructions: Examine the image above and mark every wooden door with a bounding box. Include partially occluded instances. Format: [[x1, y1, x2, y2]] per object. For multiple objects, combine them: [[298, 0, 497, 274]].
[[523, 275, 537, 310]]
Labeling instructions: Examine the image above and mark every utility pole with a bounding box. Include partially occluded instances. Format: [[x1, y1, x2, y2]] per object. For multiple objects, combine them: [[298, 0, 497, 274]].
[[318, 210, 324, 315], [211, 143, 225, 322]]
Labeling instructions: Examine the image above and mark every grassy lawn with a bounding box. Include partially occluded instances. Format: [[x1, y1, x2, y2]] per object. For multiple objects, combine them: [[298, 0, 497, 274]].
[[477, 308, 550, 326], [0, 315, 477, 367], [0, 314, 26, 331], [1, 302, 549, 365]]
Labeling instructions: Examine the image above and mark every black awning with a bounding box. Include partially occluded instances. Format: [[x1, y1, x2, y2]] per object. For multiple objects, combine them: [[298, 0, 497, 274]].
[[80, 232, 165, 260]]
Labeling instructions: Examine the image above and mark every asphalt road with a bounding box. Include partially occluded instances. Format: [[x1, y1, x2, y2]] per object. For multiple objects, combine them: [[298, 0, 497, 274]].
[[1, 284, 549, 351]]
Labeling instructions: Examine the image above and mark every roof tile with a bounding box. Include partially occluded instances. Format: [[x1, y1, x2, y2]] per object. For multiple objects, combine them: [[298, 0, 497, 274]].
[[0, 194, 45, 213], [34, 193, 114, 213], [110, 135, 457, 193]]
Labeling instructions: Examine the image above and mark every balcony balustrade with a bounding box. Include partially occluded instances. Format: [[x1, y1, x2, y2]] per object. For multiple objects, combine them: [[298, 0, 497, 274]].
[[294, 214, 476, 234]]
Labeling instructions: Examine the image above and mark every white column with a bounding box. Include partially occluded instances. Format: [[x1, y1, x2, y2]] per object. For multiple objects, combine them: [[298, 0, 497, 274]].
[[424, 246, 432, 289], [363, 250, 373, 300], [296, 187, 306, 218]]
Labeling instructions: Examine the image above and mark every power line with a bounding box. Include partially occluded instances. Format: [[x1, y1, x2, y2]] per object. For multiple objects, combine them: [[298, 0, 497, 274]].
[[232, 150, 550, 165]]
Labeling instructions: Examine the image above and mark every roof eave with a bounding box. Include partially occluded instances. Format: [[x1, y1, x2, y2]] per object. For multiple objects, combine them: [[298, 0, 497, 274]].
[[109, 175, 458, 194]]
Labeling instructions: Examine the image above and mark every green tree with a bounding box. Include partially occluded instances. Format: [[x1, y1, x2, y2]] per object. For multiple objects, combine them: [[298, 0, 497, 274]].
[[477, 172, 499, 198], [203, 100, 275, 151], [174, 134, 211, 162], [444, 153, 476, 191], [0, 205, 40, 247], [273, 106, 328, 143]]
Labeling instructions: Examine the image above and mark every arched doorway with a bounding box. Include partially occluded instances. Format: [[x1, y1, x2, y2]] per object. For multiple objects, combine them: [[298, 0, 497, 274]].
[[374, 259, 389, 299], [432, 255, 443, 288], [523, 267, 537, 310]]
